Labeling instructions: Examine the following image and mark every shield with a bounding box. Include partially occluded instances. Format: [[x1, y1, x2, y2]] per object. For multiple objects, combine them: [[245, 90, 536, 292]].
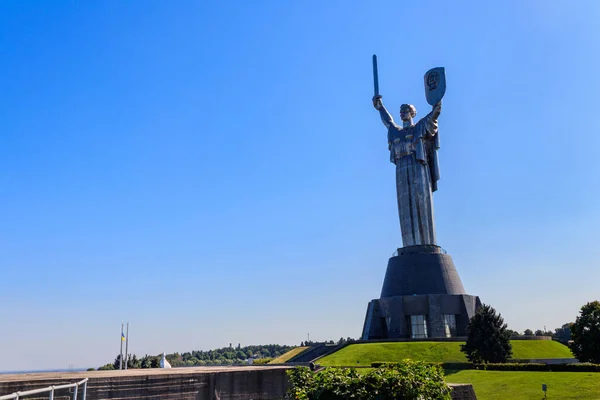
[[424, 67, 446, 106]]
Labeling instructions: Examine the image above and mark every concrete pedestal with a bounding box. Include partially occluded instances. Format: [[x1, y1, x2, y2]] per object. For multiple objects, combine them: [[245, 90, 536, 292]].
[[362, 245, 481, 340]]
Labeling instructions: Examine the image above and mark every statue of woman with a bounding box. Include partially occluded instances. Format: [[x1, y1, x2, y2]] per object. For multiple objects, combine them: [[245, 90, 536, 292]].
[[373, 96, 442, 247]]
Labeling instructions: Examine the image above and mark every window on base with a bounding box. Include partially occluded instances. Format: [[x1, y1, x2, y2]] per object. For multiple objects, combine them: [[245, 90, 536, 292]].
[[409, 315, 428, 339], [444, 315, 457, 337]]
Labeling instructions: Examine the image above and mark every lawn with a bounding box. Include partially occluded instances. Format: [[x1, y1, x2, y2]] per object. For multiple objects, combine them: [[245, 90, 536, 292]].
[[510, 340, 573, 359], [446, 370, 600, 400], [316, 340, 573, 366], [269, 347, 309, 364]]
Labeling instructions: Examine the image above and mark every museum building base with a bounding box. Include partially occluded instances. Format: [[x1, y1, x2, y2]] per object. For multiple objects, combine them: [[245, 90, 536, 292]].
[[361, 245, 481, 340]]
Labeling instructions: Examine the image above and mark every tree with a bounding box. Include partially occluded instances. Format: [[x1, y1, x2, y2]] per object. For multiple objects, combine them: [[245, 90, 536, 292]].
[[140, 355, 155, 369], [506, 329, 521, 337], [523, 329, 533, 336], [570, 301, 600, 363], [553, 323, 574, 345], [461, 304, 512, 363], [128, 354, 140, 369], [112, 354, 123, 370]]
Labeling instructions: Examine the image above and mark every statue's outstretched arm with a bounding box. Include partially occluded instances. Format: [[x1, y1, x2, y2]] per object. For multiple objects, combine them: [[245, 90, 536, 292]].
[[373, 96, 394, 129], [431, 101, 442, 120], [379, 105, 394, 129], [418, 101, 442, 140]]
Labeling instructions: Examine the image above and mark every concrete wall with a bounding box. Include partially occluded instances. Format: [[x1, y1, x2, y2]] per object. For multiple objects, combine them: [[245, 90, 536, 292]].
[[0, 366, 289, 400], [0, 366, 477, 400]]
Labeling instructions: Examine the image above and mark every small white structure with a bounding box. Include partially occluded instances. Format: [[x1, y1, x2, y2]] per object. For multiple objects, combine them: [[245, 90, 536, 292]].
[[160, 352, 172, 368]]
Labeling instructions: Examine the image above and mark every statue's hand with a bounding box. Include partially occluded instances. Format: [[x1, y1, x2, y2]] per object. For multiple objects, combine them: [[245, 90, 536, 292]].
[[433, 101, 442, 114], [373, 95, 383, 110]]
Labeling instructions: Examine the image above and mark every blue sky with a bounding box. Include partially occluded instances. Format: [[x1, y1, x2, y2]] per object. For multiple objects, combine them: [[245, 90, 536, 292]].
[[1, 1, 599, 371]]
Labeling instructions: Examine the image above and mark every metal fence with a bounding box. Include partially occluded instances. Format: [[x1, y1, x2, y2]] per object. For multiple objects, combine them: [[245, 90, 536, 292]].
[[0, 378, 88, 400]]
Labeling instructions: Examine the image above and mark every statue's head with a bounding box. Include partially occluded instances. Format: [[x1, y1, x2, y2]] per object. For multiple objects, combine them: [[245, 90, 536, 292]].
[[400, 104, 416, 122]]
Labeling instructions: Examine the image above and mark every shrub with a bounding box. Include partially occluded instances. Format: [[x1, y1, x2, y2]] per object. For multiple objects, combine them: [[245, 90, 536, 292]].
[[286, 361, 451, 400]]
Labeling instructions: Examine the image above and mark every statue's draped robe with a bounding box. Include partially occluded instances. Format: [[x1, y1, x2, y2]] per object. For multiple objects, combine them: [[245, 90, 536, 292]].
[[378, 106, 440, 247]]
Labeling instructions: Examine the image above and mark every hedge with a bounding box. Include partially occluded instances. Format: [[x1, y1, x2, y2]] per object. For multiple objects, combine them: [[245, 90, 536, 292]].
[[371, 362, 474, 370], [370, 362, 600, 372], [477, 363, 600, 372]]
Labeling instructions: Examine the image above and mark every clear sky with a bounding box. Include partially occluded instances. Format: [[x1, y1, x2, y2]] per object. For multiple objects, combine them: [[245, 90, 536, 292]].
[[1, 1, 599, 371]]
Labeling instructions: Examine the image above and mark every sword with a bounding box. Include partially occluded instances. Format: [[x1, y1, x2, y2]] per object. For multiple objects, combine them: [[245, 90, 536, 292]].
[[372, 54, 379, 96]]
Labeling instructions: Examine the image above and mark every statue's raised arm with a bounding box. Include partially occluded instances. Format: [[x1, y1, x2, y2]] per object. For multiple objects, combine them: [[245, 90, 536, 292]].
[[373, 95, 395, 130], [415, 100, 442, 141]]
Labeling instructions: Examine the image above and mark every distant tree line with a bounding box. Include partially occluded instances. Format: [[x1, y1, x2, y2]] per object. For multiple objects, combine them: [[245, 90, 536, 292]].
[[96, 338, 362, 370], [300, 337, 356, 347], [97, 343, 296, 370], [504, 324, 573, 345]]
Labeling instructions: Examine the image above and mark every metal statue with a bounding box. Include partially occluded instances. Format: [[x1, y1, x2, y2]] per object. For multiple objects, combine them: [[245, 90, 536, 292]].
[[372, 55, 445, 247]]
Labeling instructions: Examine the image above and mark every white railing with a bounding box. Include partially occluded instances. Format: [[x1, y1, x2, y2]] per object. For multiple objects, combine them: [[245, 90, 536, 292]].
[[0, 378, 88, 400]]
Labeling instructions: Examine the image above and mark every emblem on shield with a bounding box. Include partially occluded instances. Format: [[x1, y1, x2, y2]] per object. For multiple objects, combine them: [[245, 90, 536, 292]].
[[424, 67, 446, 106]]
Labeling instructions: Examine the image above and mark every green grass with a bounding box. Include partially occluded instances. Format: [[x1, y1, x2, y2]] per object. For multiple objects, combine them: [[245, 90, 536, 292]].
[[317, 340, 573, 366], [269, 347, 309, 364], [317, 342, 466, 366], [446, 370, 600, 400], [510, 340, 573, 359]]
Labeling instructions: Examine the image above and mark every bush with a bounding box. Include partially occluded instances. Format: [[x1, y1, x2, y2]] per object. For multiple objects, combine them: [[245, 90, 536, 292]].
[[286, 361, 451, 400]]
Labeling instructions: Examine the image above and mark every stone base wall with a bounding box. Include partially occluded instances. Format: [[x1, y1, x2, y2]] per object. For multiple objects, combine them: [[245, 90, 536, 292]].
[[0, 367, 476, 400], [0, 367, 289, 400], [362, 246, 482, 340], [362, 294, 481, 339]]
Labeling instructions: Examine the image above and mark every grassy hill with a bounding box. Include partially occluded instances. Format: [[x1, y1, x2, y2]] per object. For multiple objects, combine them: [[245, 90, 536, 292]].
[[446, 370, 600, 400], [269, 347, 309, 364], [316, 340, 573, 366], [510, 340, 572, 359]]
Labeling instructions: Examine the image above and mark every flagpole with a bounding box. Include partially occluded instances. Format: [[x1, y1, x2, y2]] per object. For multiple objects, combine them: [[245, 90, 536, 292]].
[[119, 323, 124, 370], [124, 322, 129, 370]]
